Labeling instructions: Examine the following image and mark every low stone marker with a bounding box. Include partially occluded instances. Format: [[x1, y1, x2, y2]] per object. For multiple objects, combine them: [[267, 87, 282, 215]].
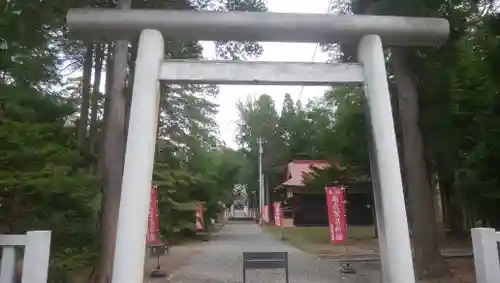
[[242, 252, 289, 283], [0, 231, 51, 283], [471, 228, 500, 283]]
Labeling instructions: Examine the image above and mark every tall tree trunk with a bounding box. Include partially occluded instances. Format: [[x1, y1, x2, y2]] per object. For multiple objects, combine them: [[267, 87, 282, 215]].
[[125, 39, 139, 140], [78, 44, 94, 149], [101, 43, 113, 125], [96, 44, 128, 283], [432, 175, 446, 244], [90, 44, 104, 171], [424, 148, 446, 243], [96, 0, 131, 276], [391, 48, 446, 279], [97, 44, 113, 176], [438, 163, 465, 236], [93, 46, 114, 283]]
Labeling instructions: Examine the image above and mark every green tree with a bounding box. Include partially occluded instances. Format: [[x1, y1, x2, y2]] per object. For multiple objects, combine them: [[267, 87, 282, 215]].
[[0, 87, 98, 281], [325, 0, 500, 279], [1, 0, 268, 281], [236, 94, 285, 207]]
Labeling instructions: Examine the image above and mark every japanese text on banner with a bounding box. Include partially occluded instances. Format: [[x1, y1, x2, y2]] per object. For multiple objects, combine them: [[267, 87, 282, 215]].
[[325, 186, 346, 244], [196, 201, 205, 232], [273, 202, 283, 227], [146, 185, 160, 244]]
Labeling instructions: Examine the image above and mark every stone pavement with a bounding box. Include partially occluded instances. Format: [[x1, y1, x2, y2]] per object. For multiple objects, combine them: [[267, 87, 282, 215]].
[[162, 222, 381, 283]]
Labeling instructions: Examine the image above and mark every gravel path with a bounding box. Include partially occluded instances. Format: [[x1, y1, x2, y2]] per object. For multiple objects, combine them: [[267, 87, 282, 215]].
[[164, 222, 381, 283]]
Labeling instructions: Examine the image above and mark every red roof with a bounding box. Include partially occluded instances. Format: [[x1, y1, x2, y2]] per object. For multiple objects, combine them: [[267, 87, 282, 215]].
[[282, 160, 330, 187]]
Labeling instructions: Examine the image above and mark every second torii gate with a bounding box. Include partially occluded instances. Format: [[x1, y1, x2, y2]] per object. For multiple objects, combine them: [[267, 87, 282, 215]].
[[66, 9, 449, 283]]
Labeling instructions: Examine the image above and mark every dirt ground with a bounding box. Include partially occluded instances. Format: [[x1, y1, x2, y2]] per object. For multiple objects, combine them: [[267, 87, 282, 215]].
[[265, 226, 476, 283], [69, 243, 204, 283], [144, 223, 224, 281], [442, 258, 475, 283], [143, 242, 204, 281]]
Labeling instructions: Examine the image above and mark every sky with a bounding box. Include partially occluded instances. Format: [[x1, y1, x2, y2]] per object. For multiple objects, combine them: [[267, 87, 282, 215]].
[[202, 0, 332, 148]]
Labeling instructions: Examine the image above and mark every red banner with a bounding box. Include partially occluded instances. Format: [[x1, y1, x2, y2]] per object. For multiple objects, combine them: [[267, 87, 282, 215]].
[[261, 205, 269, 223], [196, 202, 204, 232], [273, 202, 283, 227], [325, 186, 346, 244], [146, 185, 160, 245]]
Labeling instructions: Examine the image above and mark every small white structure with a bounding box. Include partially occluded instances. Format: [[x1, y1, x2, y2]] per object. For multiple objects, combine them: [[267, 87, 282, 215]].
[[0, 231, 51, 283], [471, 228, 500, 283], [66, 9, 449, 283]]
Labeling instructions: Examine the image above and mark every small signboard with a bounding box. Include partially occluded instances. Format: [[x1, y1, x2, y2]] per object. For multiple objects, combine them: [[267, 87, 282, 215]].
[[149, 243, 167, 257], [242, 252, 289, 283], [325, 186, 347, 244]]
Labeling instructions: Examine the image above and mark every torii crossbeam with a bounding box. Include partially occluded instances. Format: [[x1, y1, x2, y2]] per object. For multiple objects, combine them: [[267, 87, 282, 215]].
[[66, 9, 449, 283]]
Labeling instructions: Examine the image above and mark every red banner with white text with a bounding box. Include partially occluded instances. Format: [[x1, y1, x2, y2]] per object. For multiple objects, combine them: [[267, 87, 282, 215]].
[[261, 205, 269, 223], [196, 201, 205, 232], [325, 186, 346, 244], [273, 202, 283, 227], [146, 185, 160, 245]]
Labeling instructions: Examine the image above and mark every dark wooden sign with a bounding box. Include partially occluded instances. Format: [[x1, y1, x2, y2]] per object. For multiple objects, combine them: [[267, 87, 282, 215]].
[[242, 252, 289, 283]]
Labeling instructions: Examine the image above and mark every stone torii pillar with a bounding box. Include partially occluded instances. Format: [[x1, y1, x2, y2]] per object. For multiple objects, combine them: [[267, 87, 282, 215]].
[[66, 9, 449, 283]]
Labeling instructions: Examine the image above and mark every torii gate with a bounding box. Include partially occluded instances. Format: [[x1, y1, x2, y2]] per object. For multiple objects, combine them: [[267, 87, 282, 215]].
[[66, 9, 449, 283]]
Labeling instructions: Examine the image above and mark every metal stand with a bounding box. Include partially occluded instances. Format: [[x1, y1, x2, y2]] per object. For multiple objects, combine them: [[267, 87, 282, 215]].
[[148, 243, 168, 278], [149, 252, 167, 278], [340, 262, 357, 274]]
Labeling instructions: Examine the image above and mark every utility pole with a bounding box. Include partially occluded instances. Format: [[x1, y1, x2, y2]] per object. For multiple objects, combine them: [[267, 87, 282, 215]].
[[258, 137, 264, 225]]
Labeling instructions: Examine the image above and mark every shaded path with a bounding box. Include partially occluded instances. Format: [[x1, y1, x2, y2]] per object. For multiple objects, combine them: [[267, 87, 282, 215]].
[[165, 222, 380, 283]]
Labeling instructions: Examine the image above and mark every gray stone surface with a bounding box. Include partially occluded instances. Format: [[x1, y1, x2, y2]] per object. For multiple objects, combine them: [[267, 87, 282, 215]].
[[165, 222, 381, 283]]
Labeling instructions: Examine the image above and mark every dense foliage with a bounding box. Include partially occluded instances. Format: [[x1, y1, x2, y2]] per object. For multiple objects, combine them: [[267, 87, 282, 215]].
[[1, 0, 264, 281]]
